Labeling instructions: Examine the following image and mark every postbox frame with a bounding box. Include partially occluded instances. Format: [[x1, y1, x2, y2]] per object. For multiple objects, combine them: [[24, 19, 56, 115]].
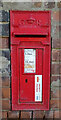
[[10, 10, 51, 110]]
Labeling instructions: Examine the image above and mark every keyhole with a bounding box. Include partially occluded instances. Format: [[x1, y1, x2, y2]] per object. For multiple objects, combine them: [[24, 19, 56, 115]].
[[25, 79, 28, 83]]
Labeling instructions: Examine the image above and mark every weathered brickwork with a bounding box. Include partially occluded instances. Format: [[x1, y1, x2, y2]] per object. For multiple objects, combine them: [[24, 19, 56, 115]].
[[44, 2, 55, 9], [8, 111, 19, 119], [0, 24, 9, 36], [0, 1, 61, 119], [0, 10, 9, 22], [21, 111, 32, 119], [0, 38, 9, 49], [57, 2, 61, 8]]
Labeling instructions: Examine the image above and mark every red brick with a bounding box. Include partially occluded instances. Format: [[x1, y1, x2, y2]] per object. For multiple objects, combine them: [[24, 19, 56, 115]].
[[0, 88, 2, 99], [45, 110, 53, 118], [0, 100, 2, 110], [51, 88, 60, 99], [59, 10, 61, 22], [21, 111, 32, 119], [59, 87, 61, 99], [44, 2, 55, 9], [50, 100, 59, 110], [34, 2, 42, 7], [0, 77, 2, 87], [51, 76, 59, 83], [59, 111, 61, 118], [8, 111, 19, 118], [2, 100, 10, 110], [59, 64, 61, 74], [2, 77, 10, 87], [52, 50, 60, 62], [0, 77, 10, 88], [60, 76, 61, 87], [52, 10, 59, 22], [52, 25, 59, 39], [59, 100, 61, 109], [52, 38, 60, 49], [0, 37, 9, 49], [52, 64, 60, 75], [0, 111, 2, 119], [33, 111, 44, 118], [54, 110, 59, 118], [55, 26, 59, 35], [2, 111, 7, 119], [59, 27, 61, 41], [2, 88, 10, 99], [57, 2, 61, 8], [60, 50, 61, 61]]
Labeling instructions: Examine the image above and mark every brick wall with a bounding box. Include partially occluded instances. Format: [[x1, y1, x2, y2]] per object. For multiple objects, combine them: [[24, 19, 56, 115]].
[[0, 1, 61, 119]]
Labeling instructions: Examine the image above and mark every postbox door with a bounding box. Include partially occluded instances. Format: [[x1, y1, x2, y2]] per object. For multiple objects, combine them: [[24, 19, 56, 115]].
[[20, 48, 43, 103]]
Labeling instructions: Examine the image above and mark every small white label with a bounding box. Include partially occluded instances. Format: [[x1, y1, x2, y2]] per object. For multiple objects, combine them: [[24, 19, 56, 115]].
[[24, 49, 36, 73], [35, 75, 42, 102]]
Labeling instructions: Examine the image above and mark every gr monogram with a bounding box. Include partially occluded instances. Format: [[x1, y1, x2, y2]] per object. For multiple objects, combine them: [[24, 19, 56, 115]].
[[19, 19, 41, 26]]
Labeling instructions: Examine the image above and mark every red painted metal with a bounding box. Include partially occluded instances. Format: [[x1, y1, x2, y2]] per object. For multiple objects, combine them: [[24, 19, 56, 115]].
[[10, 10, 51, 110]]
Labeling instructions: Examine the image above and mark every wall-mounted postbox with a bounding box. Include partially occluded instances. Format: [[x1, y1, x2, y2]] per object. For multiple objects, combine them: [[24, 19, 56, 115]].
[[10, 11, 51, 110]]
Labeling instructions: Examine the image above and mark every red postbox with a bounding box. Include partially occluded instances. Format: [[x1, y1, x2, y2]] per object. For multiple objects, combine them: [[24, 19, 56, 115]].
[[10, 11, 51, 110]]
